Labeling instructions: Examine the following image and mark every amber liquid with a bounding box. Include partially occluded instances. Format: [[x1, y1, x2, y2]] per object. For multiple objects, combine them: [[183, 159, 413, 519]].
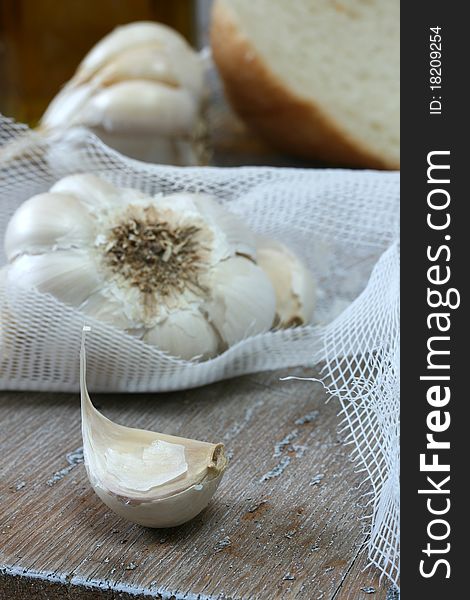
[[0, 0, 195, 126]]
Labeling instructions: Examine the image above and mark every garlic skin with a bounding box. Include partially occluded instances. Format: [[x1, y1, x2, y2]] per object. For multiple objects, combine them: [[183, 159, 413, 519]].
[[256, 238, 316, 328], [4, 174, 277, 360], [40, 22, 207, 165], [80, 329, 227, 528]]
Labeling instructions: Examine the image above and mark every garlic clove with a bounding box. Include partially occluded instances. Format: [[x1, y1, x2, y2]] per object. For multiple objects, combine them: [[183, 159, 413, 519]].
[[192, 194, 257, 261], [104, 440, 188, 492], [50, 174, 124, 212], [80, 328, 228, 527], [93, 45, 181, 89], [7, 250, 101, 307], [256, 239, 316, 328], [79, 81, 198, 137], [79, 290, 143, 333], [206, 255, 276, 346], [78, 22, 197, 80], [41, 83, 97, 130], [4, 192, 93, 261], [144, 309, 220, 361]]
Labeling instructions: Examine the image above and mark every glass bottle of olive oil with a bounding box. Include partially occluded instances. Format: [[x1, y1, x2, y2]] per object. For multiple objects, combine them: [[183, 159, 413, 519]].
[[0, 0, 196, 126]]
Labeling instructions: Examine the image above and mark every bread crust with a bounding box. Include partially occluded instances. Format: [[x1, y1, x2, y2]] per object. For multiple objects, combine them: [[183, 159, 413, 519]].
[[210, 1, 399, 170]]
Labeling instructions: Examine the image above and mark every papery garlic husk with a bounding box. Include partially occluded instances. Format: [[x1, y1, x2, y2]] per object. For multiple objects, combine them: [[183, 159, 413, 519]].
[[4, 174, 277, 360], [256, 238, 316, 328], [40, 22, 208, 165], [80, 329, 227, 527]]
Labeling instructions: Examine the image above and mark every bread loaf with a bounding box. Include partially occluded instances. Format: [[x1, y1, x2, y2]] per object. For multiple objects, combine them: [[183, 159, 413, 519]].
[[211, 0, 399, 169]]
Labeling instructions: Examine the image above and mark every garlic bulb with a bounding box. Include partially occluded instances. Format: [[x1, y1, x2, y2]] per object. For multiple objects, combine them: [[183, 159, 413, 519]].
[[4, 174, 276, 360], [80, 328, 227, 527], [40, 22, 207, 165], [256, 238, 316, 328]]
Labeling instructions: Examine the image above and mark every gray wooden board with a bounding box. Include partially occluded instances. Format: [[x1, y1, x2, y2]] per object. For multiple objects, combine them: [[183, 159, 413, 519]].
[[0, 369, 393, 599]]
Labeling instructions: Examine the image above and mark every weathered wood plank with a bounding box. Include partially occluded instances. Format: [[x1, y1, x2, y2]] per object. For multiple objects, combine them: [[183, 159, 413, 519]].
[[1, 370, 389, 599], [333, 547, 397, 600]]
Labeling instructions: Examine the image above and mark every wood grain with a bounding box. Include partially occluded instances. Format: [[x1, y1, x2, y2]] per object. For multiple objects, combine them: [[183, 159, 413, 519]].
[[1, 369, 390, 599]]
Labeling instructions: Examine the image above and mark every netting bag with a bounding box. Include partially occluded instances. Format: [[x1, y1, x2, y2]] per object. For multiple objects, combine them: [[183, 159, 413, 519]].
[[0, 115, 399, 585]]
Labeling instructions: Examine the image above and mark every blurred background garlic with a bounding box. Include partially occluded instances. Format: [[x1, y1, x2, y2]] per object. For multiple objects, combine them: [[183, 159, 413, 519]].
[[81, 327, 228, 527], [40, 22, 208, 165], [256, 238, 316, 328], [4, 174, 277, 360]]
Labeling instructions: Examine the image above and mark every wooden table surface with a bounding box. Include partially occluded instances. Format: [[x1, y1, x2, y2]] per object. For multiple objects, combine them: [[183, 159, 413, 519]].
[[0, 369, 397, 600]]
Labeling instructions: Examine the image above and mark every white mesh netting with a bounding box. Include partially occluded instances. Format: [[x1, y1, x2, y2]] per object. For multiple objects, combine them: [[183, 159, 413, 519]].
[[0, 115, 399, 585]]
